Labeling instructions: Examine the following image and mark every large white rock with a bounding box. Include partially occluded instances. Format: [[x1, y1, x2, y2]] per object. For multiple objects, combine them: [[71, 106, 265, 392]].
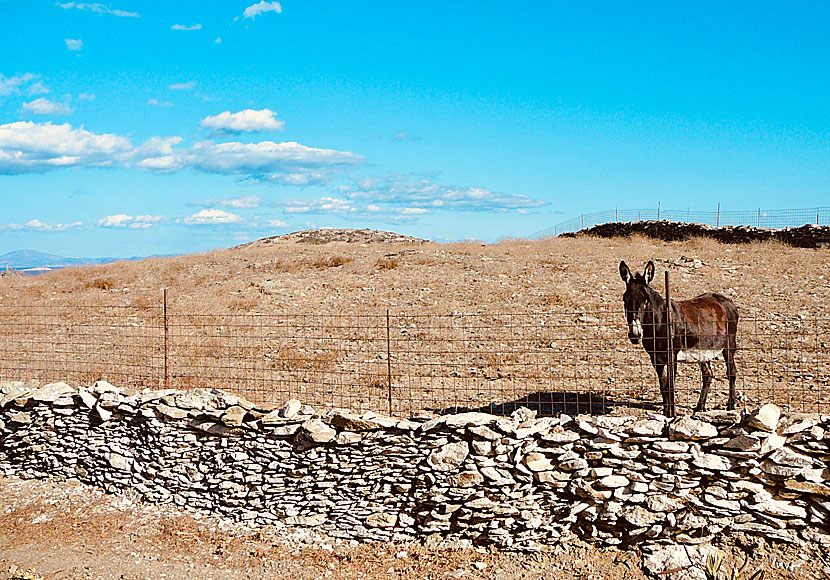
[[747, 403, 781, 431], [427, 441, 469, 472], [669, 416, 718, 440]]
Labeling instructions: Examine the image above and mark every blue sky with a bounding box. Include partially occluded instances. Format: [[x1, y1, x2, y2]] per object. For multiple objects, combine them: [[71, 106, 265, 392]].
[[1, 2, 829, 257]]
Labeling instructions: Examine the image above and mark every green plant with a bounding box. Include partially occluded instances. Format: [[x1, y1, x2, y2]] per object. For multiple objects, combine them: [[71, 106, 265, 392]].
[[704, 553, 764, 580]]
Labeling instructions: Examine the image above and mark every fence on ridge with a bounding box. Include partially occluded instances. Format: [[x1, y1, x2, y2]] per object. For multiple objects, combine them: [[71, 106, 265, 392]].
[[533, 205, 830, 238]]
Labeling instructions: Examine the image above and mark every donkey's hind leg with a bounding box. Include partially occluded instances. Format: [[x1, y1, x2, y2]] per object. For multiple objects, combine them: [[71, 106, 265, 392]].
[[696, 361, 713, 412]]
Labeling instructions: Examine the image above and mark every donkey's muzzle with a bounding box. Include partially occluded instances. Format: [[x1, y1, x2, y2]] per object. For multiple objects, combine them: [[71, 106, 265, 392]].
[[628, 334, 640, 345]]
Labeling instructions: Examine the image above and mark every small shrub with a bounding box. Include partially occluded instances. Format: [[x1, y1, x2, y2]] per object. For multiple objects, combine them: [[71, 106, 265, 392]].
[[85, 277, 118, 291]]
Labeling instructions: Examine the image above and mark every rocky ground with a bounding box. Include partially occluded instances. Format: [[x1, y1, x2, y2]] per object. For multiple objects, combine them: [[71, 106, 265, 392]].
[[0, 475, 825, 580]]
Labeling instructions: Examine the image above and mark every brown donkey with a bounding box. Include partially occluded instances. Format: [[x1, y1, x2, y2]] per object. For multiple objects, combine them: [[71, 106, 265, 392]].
[[619, 260, 739, 416]]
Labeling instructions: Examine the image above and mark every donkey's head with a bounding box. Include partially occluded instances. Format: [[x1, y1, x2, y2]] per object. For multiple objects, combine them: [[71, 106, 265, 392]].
[[619, 260, 655, 344]]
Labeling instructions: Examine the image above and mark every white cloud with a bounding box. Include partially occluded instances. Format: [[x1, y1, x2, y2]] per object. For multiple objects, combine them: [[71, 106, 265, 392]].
[[197, 195, 262, 209], [401, 207, 428, 214], [168, 81, 197, 91], [171, 23, 201, 31], [98, 214, 163, 228], [0, 121, 132, 174], [21, 98, 74, 116], [78, 92, 95, 101], [56, 2, 139, 17], [183, 209, 242, 225], [200, 109, 284, 134], [132, 136, 184, 172], [65, 38, 83, 51], [97, 214, 132, 227], [148, 98, 173, 107], [0, 121, 361, 185], [265, 219, 288, 227], [214, 37, 222, 44], [5, 219, 84, 232], [0, 73, 37, 97], [243, 1, 282, 19]]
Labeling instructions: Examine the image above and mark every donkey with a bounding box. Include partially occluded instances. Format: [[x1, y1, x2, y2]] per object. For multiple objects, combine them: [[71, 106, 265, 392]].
[[619, 260, 739, 417]]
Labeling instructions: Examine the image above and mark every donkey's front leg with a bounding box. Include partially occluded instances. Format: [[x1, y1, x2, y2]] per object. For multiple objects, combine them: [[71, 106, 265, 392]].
[[654, 362, 673, 417]]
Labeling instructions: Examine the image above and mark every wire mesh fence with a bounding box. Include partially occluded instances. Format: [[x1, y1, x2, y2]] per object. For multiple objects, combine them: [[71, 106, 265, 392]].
[[534, 206, 830, 238], [0, 302, 827, 417]]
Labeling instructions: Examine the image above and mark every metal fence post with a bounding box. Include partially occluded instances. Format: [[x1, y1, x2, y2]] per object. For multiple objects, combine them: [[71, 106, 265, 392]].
[[163, 288, 170, 389], [665, 271, 675, 417], [716, 203, 720, 228], [386, 309, 393, 415], [657, 202, 660, 221], [757, 208, 761, 228]]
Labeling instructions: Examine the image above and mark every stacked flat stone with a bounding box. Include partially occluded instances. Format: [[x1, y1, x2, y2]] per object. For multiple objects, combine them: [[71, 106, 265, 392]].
[[561, 220, 830, 249], [1, 381, 829, 551]]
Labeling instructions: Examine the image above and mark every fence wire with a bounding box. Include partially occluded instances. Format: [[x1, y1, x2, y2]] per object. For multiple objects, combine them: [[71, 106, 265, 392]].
[[535, 206, 830, 238], [0, 304, 827, 417]]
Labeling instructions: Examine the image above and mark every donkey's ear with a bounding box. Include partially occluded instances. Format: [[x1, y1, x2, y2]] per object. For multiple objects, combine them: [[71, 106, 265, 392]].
[[619, 261, 632, 283], [644, 260, 655, 284]]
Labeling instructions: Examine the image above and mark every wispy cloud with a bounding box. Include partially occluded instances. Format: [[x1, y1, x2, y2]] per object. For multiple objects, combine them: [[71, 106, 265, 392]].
[[174, 140, 364, 184], [340, 174, 546, 212], [168, 81, 197, 91], [243, 1, 282, 19], [79, 93, 95, 101], [55, 2, 139, 17], [171, 23, 201, 31], [0, 73, 37, 97], [148, 98, 173, 107], [98, 214, 164, 228], [65, 38, 83, 51], [21, 98, 74, 116], [27, 81, 50, 95], [195, 195, 262, 209], [200, 109, 284, 135], [276, 197, 423, 223], [182, 209, 243, 225]]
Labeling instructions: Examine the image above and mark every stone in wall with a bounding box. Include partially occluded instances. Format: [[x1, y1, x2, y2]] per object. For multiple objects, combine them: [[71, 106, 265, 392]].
[[1, 380, 830, 551]]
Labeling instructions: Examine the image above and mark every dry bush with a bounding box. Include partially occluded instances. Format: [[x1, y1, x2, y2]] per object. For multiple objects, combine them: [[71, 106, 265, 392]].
[[311, 255, 353, 269], [374, 257, 399, 270]]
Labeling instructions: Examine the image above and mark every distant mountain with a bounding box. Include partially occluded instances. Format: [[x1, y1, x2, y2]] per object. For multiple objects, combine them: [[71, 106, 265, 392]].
[[0, 249, 127, 273]]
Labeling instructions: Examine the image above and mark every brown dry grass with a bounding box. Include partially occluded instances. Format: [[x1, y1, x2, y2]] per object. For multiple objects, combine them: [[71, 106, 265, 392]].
[[0, 232, 828, 415]]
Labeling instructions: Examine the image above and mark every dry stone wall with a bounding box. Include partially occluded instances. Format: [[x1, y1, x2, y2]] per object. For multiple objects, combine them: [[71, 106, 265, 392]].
[[561, 220, 830, 248], [1, 380, 829, 551]]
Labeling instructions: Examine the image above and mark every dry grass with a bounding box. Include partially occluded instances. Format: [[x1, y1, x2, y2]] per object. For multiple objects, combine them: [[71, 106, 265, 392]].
[[0, 232, 828, 416]]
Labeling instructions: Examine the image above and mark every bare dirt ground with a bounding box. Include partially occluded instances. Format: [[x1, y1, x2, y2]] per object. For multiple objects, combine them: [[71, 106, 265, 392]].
[[0, 475, 824, 580], [1, 231, 830, 578]]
